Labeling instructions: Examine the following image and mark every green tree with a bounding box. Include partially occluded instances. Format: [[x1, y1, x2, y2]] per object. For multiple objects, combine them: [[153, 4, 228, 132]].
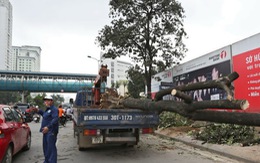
[[51, 94, 65, 107], [115, 81, 120, 92], [33, 93, 47, 109], [96, 0, 187, 98], [111, 82, 115, 88], [127, 65, 146, 98], [33, 93, 65, 108], [23, 91, 34, 104], [0, 91, 21, 105], [120, 80, 129, 96]]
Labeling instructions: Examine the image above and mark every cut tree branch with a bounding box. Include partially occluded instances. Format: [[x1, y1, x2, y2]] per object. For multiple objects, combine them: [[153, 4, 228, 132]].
[[154, 71, 239, 101], [171, 89, 193, 104]]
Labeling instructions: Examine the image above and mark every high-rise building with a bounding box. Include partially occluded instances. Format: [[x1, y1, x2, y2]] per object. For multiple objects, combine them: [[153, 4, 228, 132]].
[[0, 0, 12, 70], [11, 45, 41, 71]]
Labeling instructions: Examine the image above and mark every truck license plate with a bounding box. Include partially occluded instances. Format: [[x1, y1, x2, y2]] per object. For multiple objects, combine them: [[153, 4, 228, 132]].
[[92, 136, 103, 144]]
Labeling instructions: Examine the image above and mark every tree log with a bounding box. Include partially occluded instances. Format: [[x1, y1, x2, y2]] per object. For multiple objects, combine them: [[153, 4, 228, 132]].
[[171, 89, 193, 104], [121, 98, 248, 113], [190, 110, 260, 126], [120, 98, 260, 126], [155, 71, 239, 101]]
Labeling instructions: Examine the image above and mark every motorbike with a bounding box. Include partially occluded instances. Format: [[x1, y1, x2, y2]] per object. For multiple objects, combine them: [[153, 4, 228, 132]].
[[33, 114, 40, 123], [66, 114, 73, 121], [59, 114, 67, 126]]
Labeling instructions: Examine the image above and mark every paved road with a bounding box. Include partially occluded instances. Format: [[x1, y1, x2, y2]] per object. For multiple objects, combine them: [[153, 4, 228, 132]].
[[13, 121, 239, 163]]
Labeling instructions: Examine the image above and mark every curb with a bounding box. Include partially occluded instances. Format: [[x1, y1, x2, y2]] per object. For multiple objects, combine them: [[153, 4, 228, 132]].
[[155, 131, 256, 163]]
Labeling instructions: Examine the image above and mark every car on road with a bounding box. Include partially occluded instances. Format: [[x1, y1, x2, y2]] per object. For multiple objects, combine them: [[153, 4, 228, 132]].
[[0, 104, 31, 163], [14, 103, 29, 113], [14, 103, 33, 122]]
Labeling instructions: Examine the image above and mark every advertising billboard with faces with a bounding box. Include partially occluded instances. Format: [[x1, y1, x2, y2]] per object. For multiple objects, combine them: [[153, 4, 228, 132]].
[[171, 46, 232, 101], [151, 32, 260, 113]]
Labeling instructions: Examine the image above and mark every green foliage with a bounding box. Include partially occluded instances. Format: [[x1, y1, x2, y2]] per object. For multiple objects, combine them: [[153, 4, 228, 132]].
[[120, 80, 129, 96], [0, 91, 65, 109], [158, 111, 193, 129], [0, 91, 21, 105], [96, 0, 187, 98], [24, 94, 33, 104], [50, 94, 65, 107], [126, 65, 146, 98], [32, 93, 47, 108], [121, 80, 128, 87], [111, 82, 115, 88], [190, 123, 257, 145], [33, 94, 65, 108], [115, 81, 120, 89]]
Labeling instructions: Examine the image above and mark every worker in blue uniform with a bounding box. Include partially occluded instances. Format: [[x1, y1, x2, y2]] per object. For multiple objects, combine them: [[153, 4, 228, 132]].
[[30, 95, 59, 163]]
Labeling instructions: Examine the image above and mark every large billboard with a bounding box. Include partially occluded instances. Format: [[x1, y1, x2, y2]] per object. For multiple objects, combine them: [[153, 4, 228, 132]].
[[172, 46, 232, 101], [151, 69, 173, 99], [172, 46, 231, 76], [151, 33, 260, 113], [232, 33, 260, 113], [151, 45, 232, 101]]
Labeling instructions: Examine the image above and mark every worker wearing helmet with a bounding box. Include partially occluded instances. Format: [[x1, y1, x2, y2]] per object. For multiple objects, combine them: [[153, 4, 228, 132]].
[[99, 64, 109, 83], [29, 95, 59, 163]]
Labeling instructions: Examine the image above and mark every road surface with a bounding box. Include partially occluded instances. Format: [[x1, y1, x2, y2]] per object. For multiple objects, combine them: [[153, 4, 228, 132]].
[[13, 121, 240, 163]]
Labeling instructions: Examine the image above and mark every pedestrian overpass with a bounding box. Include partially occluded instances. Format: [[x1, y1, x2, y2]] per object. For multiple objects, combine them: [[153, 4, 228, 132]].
[[0, 70, 97, 93]]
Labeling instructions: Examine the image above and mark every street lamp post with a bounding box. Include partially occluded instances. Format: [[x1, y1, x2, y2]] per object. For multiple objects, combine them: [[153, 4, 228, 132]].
[[87, 55, 101, 72]]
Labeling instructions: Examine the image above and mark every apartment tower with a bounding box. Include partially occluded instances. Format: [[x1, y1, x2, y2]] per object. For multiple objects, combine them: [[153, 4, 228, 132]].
[[0, 0, 12, 70]]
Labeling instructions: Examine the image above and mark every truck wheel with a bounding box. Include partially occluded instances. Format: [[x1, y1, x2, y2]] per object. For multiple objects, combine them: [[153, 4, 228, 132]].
[[122, 143, 134, 148], [127, 144, 134, 148], [77, 136, 84, 151], [78, 146, 85, 151]]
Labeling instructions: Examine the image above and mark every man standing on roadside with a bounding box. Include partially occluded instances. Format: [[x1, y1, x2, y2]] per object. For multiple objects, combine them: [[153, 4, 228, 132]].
[[31, 95, 59, 163]]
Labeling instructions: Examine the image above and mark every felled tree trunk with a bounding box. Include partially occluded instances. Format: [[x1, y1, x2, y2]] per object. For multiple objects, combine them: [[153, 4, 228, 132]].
[[120, 98, 260, 126], [118, 71, 260, 126], [190, 110, 260, 126], [121, 98, 248, 113]]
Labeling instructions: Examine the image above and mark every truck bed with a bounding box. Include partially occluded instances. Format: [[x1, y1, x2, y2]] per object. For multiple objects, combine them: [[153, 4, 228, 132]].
[[73, 108, 159, 129]]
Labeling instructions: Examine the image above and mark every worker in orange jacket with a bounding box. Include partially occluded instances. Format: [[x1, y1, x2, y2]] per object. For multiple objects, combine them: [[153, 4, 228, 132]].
[[58, 105, 64, 117]]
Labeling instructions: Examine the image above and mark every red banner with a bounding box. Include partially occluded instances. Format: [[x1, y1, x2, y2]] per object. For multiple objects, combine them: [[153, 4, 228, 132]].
[[233, 48, 260, 112]]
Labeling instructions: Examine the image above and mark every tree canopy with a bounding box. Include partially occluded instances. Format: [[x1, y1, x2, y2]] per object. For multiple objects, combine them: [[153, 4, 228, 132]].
[[50, 94, 65, 107], [0, 91, 21, 105], [96, 0, 187, 98], [127, 65, 146, 98], [33, 93, 47, 109]]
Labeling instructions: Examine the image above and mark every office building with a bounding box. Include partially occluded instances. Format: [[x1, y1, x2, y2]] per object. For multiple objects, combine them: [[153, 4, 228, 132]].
[[0, 0, 12, 70], [12, 45, 41, 71]]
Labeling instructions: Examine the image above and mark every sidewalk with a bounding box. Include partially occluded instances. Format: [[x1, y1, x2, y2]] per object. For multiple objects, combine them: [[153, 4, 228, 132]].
[[155, 127, 260, 163]]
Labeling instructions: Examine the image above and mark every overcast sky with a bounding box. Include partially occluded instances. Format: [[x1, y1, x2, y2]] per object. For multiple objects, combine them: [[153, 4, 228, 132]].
[[9, 0, 260, 75]]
